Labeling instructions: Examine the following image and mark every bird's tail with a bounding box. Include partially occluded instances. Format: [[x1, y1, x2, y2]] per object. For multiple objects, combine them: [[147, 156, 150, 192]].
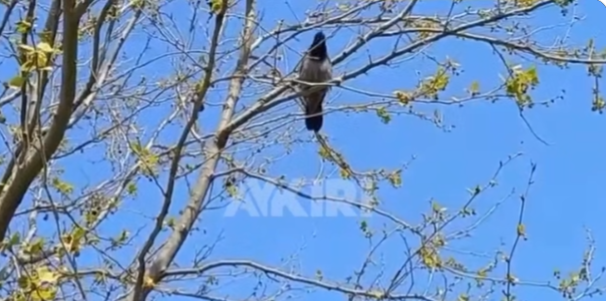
[[305, 101, 323, 132]]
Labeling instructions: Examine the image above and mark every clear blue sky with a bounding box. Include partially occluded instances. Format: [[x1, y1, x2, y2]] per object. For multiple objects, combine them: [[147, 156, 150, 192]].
[[3, 0, 606, 300]]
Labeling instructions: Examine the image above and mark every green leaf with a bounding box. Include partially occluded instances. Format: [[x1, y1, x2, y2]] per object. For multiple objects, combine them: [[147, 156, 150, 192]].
[[7, 76, 25, 88], [15, 20, 32, 34], [376, 107, 391, 124], [387, 170, 402, 188], [127, 182, 137, 195], [8, 232, 20, 246]]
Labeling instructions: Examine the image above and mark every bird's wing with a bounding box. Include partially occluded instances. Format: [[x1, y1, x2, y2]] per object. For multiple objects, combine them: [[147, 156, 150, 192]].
[[304, 89, 326, 114]]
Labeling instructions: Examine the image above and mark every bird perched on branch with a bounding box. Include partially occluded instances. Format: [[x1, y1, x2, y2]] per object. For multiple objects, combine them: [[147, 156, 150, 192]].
[[297, 31, 333, 132]]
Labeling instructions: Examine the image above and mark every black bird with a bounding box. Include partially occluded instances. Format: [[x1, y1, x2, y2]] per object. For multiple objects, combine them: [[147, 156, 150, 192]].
[[298, 31, 333, 132]]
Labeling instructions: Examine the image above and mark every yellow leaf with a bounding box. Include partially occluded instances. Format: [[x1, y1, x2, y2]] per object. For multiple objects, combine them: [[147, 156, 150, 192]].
[[17, 44, 35, 53], [32, 288, 56, 301], [394, 90, 412, 105], [36, 266, 59, 283], [431, 201, 443, 213], [517, 0, 535, 7], [339, 168, 351, 179], [318, 145, 330, 160], [15, 20, 32, 34], [143, 275, 156, 288], [420, 246, 441, 268], [209, 0, 223, 13], [72, 227, 86, 241], [226, 183, 238, 198], [517, 223, 526, 237], [24, 237, 45, 255], [458, 294, 469, 301], [20, 59, 35, 72], [36, 54, 48, 67], [31, 267, 59, 301], [469, 81, 480, 94], [36, 42, 54, 53], [369, 290, 384, 299], [52, 177, 74, 195]]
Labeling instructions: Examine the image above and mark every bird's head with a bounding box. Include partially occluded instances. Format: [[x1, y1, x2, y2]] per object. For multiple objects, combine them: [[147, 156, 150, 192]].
[[308, 31, 328, 60]]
